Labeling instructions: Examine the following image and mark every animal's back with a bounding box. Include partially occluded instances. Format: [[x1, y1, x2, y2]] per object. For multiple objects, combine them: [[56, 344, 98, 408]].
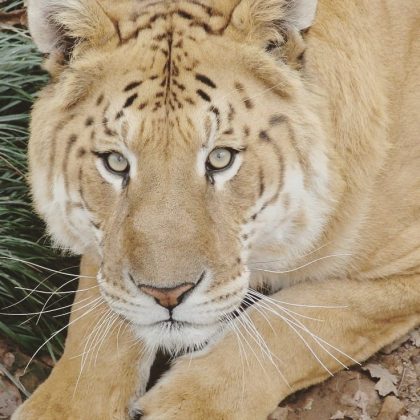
[[301, 0, 420, 278], [357, 0, 420, 276]]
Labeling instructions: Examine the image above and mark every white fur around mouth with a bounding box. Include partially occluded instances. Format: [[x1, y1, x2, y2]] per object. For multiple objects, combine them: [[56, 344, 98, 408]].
[[131, 319, 225, 354]]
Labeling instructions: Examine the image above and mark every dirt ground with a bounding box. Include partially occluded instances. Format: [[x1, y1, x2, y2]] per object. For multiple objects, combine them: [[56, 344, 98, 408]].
[[1, 328, 419, 420]]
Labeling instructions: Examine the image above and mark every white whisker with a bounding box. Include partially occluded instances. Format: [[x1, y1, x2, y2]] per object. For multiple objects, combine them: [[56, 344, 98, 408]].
[[2, 264, 81, 310], [249, 241, 333, 266], [0, 256, 96, 278], [15, 284, 99, 296], [247, 254, 353, 275], [0, 294, 97, 317], [249, 289, 347, 309], [74, 306, 110, 396], [251, 300, 333, 375], [53, 296, 102, 318], [24, 298, 104, 375]]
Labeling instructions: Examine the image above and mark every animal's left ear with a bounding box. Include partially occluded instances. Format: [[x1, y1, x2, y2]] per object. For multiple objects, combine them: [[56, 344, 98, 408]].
[[229, 0, 318, 67]]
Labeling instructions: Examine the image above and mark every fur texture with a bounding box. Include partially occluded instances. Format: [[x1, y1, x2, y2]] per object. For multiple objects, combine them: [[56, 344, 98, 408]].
[[14, 0, 420, 418]]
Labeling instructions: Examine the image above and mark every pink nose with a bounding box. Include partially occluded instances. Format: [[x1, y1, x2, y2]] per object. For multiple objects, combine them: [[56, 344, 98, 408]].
[[139, 283, 195, 309]]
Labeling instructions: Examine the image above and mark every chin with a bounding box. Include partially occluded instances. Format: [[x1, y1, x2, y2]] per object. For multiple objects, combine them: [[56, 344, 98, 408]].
[[132, 321, 223, 354]]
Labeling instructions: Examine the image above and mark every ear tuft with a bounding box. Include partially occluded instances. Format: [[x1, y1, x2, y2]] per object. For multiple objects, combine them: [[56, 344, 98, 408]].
[[27, 0, 116, 56], [230, 0, 318, 44], [284, 0, 318, 31]]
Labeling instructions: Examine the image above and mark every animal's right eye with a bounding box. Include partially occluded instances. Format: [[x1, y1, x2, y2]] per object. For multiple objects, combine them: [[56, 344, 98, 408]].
[[206, 148, 237, 173], [101, 152, 130, 175]]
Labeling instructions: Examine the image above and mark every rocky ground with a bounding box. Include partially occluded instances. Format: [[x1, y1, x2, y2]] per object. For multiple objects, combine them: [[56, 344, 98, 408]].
[[1, 329, 418, 420]]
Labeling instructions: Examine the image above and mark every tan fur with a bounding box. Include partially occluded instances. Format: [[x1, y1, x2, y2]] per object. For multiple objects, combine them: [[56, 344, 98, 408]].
[[14, 0, 420, 418]]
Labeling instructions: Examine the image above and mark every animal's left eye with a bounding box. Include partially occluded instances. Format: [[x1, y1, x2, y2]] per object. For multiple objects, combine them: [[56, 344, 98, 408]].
[[206, 148, 236, 172], [103, 152, 129, 175]]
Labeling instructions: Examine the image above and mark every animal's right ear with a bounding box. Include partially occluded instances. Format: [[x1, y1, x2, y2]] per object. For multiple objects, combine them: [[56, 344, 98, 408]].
[[227, 0, 318, 44], [27, 0, 117, 57]]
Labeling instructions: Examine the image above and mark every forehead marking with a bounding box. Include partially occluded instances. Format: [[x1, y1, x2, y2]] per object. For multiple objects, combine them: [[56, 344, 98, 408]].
[[195, 73, 216, 89], [96, 94, 104, 106], [234, 82, 254, 110], [228, 103, 235, 122], [85, 116, 94, 126], [269, 114, 287, 126], [47, 114, 75, 199], [103, 115, 117, 137], [77, 147, 86, 158], [118, 2, 231, 46], [123, 93, 138, 108], [209, 105, 220, 129], [63, 134, 78, 192], [124, 81, 143, 92], [197, 89, 211, 102]]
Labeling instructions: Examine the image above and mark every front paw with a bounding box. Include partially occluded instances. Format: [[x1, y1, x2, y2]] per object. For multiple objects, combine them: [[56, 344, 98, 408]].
[[134, 358, 227, 420], [134, 335, 285, 420]]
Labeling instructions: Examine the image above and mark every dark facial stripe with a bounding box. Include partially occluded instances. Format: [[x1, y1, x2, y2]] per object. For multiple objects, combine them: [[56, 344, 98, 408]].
[[259, 130, 271, 141], [195, 73, 216, 89], [77, 147, 86, 158], [228, 103, 235, 122], [251, 138, 285, 220], [209, 105, 220, 129], [286, 121, 311, 188], [263, 142, 285, 207], [96, 94, 104, 106], [177, 10, 194, 20], [244, 98, 254, 109], [78, 166, 93, 212], [47, 115, 75, 199], [188, 0, 222, 17], [124, 81, 142, 92], [114, 2, 230, 46], [63, 134, 78, 192], [197, 89, 211, 102], [102, 116, 117, 137], [123, 93, 138, 108], [258, 166, 265, 198], [269, 114, 287, 126], [85, 117, 94, 126]]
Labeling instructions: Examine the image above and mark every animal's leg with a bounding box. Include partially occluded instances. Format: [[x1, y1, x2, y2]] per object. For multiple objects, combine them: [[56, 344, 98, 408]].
[[12, 255, 151, 420]]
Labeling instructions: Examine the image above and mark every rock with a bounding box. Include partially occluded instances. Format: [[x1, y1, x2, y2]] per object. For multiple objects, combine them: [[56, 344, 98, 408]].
[[3, 352, 15, 370], [0, 379, 22, 418]]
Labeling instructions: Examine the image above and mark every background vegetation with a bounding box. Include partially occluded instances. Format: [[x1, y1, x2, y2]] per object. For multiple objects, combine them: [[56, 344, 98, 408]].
[[0, 0, 78, 362]]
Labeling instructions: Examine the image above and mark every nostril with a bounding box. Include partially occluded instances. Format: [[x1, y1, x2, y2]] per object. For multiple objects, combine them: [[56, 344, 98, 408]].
[[139, 283, 195, 309]]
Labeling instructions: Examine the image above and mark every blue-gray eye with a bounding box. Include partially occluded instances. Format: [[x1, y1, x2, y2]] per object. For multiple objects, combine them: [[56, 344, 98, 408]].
[[105, 152, 129, 174], [206, 148, 235, 171]]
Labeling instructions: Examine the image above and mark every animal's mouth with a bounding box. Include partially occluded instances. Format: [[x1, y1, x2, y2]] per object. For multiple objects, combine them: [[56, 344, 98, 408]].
[[150, 289, 263, 330], [156, 319, 192, 329]]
